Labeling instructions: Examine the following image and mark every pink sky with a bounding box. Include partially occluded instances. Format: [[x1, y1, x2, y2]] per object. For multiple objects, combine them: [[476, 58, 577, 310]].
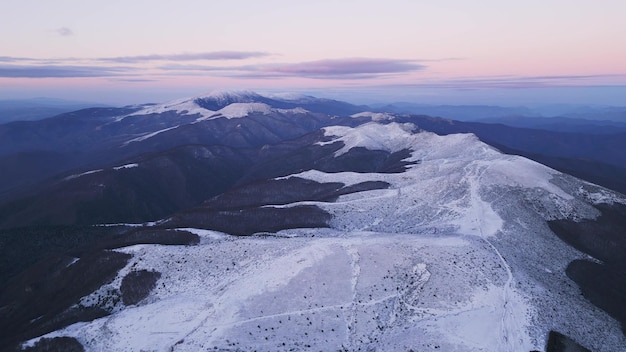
[[1, 0, 625, 105]]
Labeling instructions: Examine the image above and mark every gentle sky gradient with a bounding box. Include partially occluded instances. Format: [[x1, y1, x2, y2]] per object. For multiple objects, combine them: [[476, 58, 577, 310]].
[[1, 0, 626, 105]]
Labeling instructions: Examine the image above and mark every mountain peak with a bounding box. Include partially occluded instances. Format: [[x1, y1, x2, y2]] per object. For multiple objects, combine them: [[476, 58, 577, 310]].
[[215, 102, 272, 118], [319, 122, 420, 156], [192, 90, 265, 111], [117, 89, 367, 121], [194, 90, 262, 102], [260, 92, 316, 102]]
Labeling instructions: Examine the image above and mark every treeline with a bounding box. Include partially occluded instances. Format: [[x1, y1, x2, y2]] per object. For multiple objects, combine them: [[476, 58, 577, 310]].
[[0, 225, 127, 286]]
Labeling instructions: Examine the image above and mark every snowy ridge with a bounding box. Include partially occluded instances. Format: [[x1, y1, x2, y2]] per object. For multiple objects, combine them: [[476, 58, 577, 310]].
[[194, 89, 262, 103], [118, 91, 261, 121], [299, 124, 580, 236], [351, 111, 396, 121], [277, 107, 309, 114], [261, 92, 313, 101], [123, 125, 181, 145], [118, 91, 314, 124], [576, 182, 626, 205], [195, 104, 309, 121], [113, 163, 138, 170], [319, 122, 420, 157], [63, 163, 139, 182], [25, 122, 626, 351], [63, 169, 103, 181], [317, 122, 570, 201], [212, 102, 272, 118], [119, 98, 215, 121]]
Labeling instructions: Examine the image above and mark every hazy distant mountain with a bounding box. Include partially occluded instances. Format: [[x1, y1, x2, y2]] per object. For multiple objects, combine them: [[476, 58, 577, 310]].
[[371, 103, 539, 121], [0, 92, 366, 202], [0, 98, 109, 123], [476, 115, 626, 134], [531, 104, 626, 120], [1, 91, 625, 351], [373, 102, 626, 123]]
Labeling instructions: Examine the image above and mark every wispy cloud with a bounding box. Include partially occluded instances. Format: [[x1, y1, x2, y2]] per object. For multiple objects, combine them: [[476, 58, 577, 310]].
[[3, 55, 624, 87], [0, 51, 272, 78], [255, 58, 426, 79], [392, 74, 626, 89], [161, 58, 427, 79], [0, 54, 427, 79], [0, 56, 32, 63], [112, 78, 159, 82], [0, 65, 127, 78], [99, 51, 271, 63], [56, 27, 73, 36], [0, 51, 271, 65]]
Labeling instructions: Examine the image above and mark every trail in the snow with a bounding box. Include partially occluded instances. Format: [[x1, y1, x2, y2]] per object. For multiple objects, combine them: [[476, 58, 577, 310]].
[[464, 161, 492, 236], [466, 160, 518, 352], [345, 245, 361, 350], [484, 238, 514, 351]]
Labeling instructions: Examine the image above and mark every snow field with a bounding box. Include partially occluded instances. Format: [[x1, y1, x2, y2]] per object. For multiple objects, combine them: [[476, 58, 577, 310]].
[[28, 232, 537, 351]]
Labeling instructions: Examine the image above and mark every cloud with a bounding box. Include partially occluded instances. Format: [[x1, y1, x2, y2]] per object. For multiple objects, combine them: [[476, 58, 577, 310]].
[[0, 57, 19, 63], [0, 51, 271, 65], [99, 51, 271, 63], [160, 58, 427, 80], [56, 27, 73, 36], [0, 55, 439, 81], [0, 51, 273, 78], [0, 65, 127, 78], [112, 78, 159, 82], [257, 58, 426, 79], [390, 74, 626, 90], [0, 56, 67, 64]]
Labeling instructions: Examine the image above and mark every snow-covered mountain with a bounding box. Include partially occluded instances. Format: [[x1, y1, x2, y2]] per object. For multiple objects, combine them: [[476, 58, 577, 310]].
[[5, 117, 625, 351], [2, 90, 625, 205], [121, 91, 306, 122], [0, 91, 368, 207], [122, 90, 365, 122]]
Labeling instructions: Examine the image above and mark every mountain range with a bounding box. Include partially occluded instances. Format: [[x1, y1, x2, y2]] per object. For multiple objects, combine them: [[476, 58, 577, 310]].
[[0, 98, 109, 124], [0, 91, 625, 351]]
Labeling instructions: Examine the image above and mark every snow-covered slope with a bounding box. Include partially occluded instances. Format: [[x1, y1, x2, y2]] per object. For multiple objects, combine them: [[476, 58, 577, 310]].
[[120, 97, 216, 120], [120, 91, 311, 123], [350, 111, 395, 121], [21, 122, 626, 351], [206, 103, 308, 120]]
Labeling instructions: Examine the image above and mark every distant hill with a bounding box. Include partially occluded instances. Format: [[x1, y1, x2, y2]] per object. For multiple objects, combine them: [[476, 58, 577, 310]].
[[475, 116, 626, 134], [372, 102, 626, 123], [0, 98, 109, 123], [371, 102, 538, 121]]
